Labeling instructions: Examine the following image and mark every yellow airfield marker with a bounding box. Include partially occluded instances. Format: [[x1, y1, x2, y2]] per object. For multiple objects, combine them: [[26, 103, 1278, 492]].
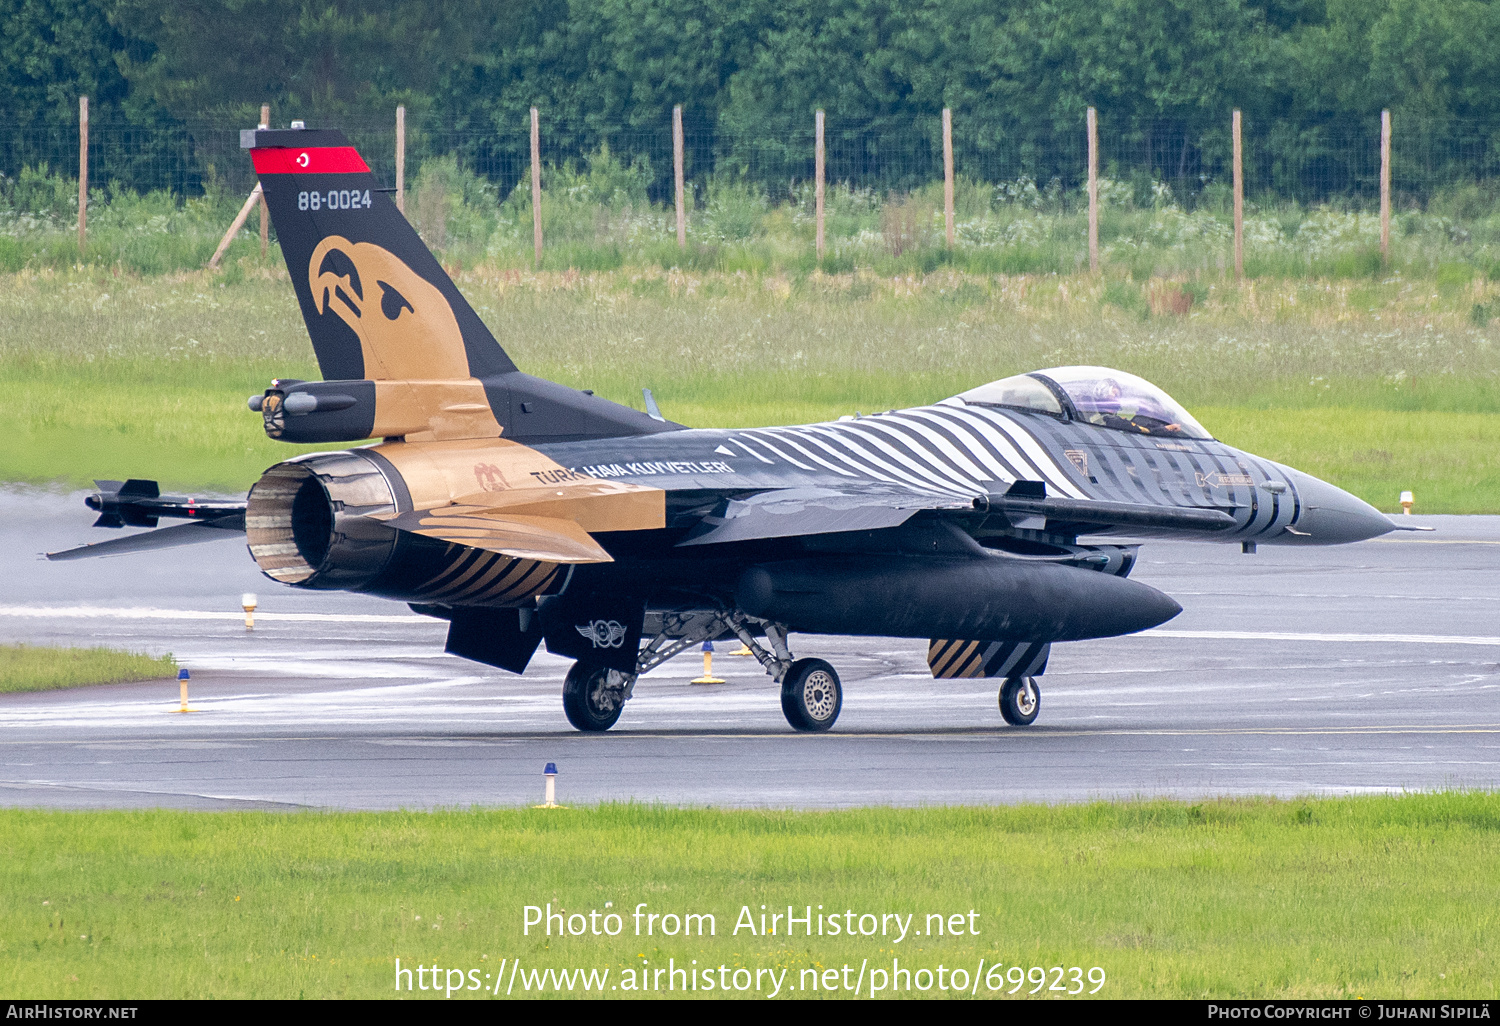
[[242, 592, 257, 629], [691, 641, 725, 684], [730, 642, 754, 656], [175, 668, 197, 713], [1400, 490, 1414, 515]]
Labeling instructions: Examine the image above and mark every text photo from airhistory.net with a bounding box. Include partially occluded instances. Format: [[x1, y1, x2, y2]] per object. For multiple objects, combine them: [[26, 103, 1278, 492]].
[[1, 0, 1498, 1010]]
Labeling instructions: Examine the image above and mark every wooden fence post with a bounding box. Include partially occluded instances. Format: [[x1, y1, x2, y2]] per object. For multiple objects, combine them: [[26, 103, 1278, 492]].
[[674, 105, 686, 248], [1380, 109, 1391, 264], [209, 184, 263, 269], [815, 109, 825, 262], [1233, 109, 1243, 281], [1086, 107, 1098, 273], [531, 106, 543, 268], [259, 104, 270, 257], [396, 105, 406, 215], [77, 96, 88, 255], [943, 108, 954, 248]]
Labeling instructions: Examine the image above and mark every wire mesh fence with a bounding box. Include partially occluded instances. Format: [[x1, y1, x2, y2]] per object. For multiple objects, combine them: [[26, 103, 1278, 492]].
[[3, 112, 1499, 208]]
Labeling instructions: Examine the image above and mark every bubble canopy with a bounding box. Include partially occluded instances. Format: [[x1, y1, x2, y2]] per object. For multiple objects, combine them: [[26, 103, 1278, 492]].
[[955, 366, 1212, 440]]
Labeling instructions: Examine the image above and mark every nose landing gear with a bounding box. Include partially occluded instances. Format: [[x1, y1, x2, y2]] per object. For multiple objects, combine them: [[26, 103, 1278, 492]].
[[998, 676, 1040, 726]]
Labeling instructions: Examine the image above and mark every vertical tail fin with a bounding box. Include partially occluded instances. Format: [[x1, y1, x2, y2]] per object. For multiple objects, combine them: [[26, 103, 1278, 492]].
[[244, 126, 679, 444], [245, 127, 516, 382]]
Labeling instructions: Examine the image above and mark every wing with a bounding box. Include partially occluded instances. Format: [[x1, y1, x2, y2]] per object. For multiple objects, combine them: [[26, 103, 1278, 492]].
[[676, 486, 973, 547], [675, 481, 1238, 548]]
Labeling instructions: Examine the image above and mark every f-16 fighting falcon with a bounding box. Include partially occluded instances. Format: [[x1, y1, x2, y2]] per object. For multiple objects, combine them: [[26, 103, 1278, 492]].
[[49, 127, 1427, 733]]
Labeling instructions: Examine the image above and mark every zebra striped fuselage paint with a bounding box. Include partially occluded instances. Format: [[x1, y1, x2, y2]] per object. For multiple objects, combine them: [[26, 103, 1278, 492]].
[[537, 399, 1300, 543]]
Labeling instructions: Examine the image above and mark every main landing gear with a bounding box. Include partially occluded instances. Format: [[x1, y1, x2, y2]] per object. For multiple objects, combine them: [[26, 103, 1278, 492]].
[[780, 658, 842, 732], [998, 676, 1040, 726], [560, 610, 843, 734], [561, 662, 631, 732]]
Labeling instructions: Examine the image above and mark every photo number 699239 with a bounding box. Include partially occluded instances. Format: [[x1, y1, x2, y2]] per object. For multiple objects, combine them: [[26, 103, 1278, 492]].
[[298, 190, 372, 211]]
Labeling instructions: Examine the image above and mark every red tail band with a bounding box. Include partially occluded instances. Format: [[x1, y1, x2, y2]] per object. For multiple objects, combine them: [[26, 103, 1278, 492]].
[[252, 147, 370, 175]]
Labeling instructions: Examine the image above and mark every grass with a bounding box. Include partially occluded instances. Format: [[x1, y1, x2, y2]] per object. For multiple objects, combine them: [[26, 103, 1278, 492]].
[[0, 644, 176, 693], [0, 795, 1496, 999], [7, 161, 1500, 281], [1, 266, 1498, 510]]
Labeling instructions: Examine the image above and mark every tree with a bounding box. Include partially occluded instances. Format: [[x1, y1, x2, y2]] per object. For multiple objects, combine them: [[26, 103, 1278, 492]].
[[112, 0, 497, 125]]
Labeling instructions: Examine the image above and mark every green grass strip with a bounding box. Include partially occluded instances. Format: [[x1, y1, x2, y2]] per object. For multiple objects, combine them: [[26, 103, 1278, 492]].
[[0, 644, 176, 693], [1, 371, 1491, 511], [3, 269, 1498, 510], [1, 796, 1496, 998]]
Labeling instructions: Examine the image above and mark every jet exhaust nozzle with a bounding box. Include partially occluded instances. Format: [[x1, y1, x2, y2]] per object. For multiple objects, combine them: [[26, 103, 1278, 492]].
[[245, 453, 402, 590], [245, 451, 568, 607]]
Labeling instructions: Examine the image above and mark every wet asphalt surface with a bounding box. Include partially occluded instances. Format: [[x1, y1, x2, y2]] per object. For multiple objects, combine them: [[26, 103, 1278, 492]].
[[1, 488, 1495, 808]]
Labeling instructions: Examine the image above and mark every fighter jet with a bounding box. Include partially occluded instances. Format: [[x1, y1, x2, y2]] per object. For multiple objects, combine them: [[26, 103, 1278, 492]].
[[48, 127, 1425, 733]]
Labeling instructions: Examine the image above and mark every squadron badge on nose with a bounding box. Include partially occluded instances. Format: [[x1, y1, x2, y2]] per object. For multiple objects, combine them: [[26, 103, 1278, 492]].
[[577, 620, 628, 648]]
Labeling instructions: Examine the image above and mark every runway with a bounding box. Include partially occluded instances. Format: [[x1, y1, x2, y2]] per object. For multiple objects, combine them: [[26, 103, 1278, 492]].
[[1, 487, 1497, 809]]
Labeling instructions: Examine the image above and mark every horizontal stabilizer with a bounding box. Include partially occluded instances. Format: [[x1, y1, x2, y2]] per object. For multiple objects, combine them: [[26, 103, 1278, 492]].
[[1384, 520, 1436, 532], [446, 480, 664, 534], [373, 507, 613, 563], [46, 514, 246, 561]]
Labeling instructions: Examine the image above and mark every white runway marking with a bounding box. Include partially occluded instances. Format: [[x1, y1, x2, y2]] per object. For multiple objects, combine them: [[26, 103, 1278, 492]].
[[1149, 629, 1500, 647], [4, 604, 1499, 649], [0, 604, 428, 624]]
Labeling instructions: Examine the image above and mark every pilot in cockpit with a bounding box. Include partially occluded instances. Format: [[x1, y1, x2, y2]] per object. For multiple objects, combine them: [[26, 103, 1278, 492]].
[[955, 366, 1209, 440], [1077, 377, 1184, 435]]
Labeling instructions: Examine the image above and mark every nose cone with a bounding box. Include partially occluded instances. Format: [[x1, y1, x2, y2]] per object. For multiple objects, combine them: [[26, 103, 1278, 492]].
[[1280, 467, 1394, 545]]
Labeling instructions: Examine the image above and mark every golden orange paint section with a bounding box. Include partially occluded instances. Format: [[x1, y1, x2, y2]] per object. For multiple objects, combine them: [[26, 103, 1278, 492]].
[[370, 438, 664, 564], [306, 236, 503, 442], [309, 236, 469, 380], [302, 238, 660, 568], [371, 379, 501, 441], [374, 508, 612, 563], [927, 639, 985, 678]]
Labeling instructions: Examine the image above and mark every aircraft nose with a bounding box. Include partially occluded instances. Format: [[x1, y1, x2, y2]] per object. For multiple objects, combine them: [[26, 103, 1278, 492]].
[[1281, 467, 1394, 544]]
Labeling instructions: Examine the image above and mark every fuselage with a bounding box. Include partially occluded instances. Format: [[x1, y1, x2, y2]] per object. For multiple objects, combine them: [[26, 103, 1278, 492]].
[[532, 398, 1392, 549]]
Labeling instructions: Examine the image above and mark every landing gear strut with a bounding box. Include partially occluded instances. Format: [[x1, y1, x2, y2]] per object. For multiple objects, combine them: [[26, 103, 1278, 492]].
[[723, 619, 844, 732], [998, 676, 1040, 726], [561, 610, 844, 733]]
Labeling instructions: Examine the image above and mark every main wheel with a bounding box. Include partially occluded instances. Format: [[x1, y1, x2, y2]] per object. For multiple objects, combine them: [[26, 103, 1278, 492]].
[[562, 662, 629, 732], [780, 658, 842, 732], [998, 676, 1040, 726]]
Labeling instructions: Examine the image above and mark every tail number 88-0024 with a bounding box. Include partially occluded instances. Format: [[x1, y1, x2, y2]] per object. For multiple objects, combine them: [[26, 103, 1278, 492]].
[[298, 190, 373, 211]]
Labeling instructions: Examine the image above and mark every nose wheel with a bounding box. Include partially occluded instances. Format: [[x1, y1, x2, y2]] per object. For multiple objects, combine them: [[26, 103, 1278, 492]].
[[780, 658, 843, 732], [999, 676, 1040, 726]]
